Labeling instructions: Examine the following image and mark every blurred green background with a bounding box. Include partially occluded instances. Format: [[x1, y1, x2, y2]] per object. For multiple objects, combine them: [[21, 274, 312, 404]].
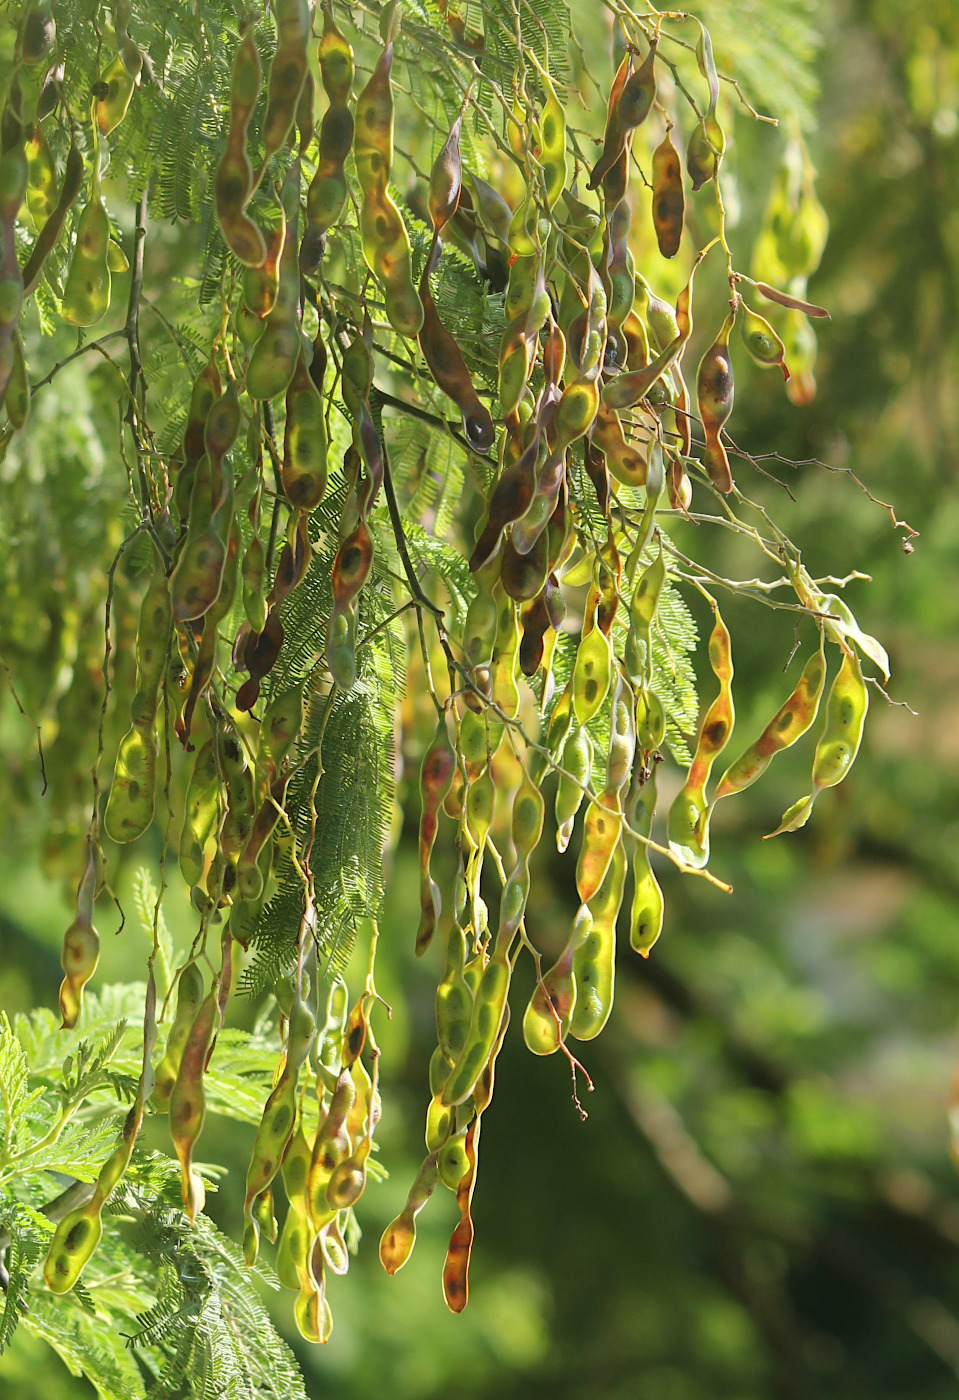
[[3, 0, 959, 1396]]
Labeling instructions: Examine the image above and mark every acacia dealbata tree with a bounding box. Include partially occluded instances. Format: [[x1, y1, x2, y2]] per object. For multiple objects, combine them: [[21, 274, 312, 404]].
[[0, 0, 912, 1392]]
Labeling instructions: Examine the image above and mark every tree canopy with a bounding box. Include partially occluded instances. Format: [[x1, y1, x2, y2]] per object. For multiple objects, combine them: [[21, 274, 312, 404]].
[[0, 0, 956, 1396]]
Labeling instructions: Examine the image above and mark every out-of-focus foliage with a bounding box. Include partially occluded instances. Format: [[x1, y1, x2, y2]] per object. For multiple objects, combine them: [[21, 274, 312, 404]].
[[1, 0, 959, 1396]]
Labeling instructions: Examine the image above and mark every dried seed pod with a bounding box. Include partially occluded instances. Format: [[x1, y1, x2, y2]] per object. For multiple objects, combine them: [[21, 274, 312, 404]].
[[418, 237, 494, 452], [169, 986, 221, 1221], [696, 310, 736, 493], [415, 715, 456, 955], [667, 601, 734, 868], [651, 131, 684, 258]]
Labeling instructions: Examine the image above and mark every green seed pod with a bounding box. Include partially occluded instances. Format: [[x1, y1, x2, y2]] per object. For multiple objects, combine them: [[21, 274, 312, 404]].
[[246, 160, 303, 398], [739, 300, 789, 378], [25, 122, 57, 227], [569, 838, 627, 1040], [61, 185, 112, 328], [104, 545, 171, 844], [627, 766, 663, 957], [767, 647, 868, 837], [714, 634, 826, 803], [5, 331, 30, 431], [354, 39, 423, 336], [215, 26, 267, 268], [415, 716, 456, 955], [572, 616, 613, 724], [96, 52, 136, 136], [153, 962, 205, 1110], [178, 738, 220, 888], [282, 347, 328, 509], [260, 0, 311, 168], [438, 1126, 471, 1191], [441, 950, 511, 1107], [21, 138, 83, 297], [58, 843, 99, 1030], [555, 723, 592, 854]]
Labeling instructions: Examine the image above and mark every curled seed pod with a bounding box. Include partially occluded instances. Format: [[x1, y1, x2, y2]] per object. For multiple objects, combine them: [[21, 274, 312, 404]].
[[61, 169, 112, 328], [442, 1117, 479, 1313], [380, 1153, 439, 1276], [154, 962, 205, 1109], [354, 38, 423, 336], [169, 986, 220, 1221], [215, 26, 266, 268], [259, 0, 310, 171], [96, 52, 136, 136], [628, 764, 663, 957], [696, 310, 736, 493], [415, 715, 456, 955], [570, 838, 627, 1041], [714, 633, 826, 804], [766, 648, 869, 838], [652, 131, 685, 259], [418, 238, 495, 452], [104, 544, 171, 843], [58, 843, 99, 1029], [246, 160, 302, 399], [25, 122, 56, 227], [667, 602, 734, 868], [522, 910, 583, 1055], [740, 300, 789, 378], [21, 137, 82, 296]]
